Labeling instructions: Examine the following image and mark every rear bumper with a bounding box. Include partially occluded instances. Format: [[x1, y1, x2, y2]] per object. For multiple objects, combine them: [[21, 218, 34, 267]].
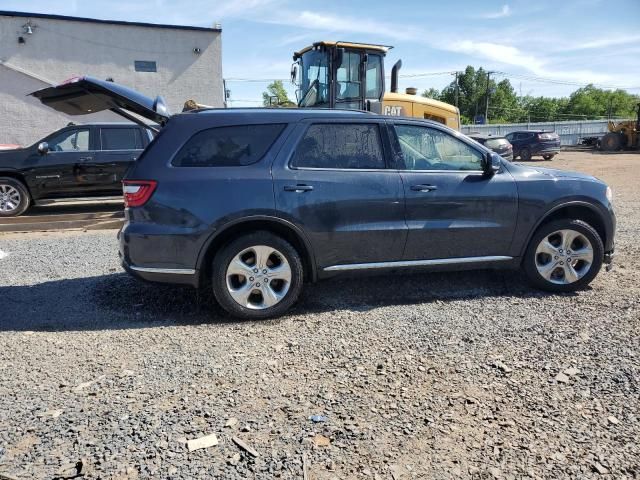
[[121, 258, 200, 287], [532, 144, 560, 155], [118, 227, 200, 287]]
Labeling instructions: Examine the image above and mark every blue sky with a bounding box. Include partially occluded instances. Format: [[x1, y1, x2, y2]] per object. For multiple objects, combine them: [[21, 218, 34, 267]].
[[3, 0, 640, 106]]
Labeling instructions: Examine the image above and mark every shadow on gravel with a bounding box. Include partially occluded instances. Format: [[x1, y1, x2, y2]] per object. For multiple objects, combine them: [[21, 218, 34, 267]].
[[0, 268, 571, 332]]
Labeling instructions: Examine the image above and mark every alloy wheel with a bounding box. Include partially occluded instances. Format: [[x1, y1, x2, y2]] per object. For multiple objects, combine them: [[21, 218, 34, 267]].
[[0, 184, 21, 213], [225, 245, 292, 310], [534, 229, 594, 284]]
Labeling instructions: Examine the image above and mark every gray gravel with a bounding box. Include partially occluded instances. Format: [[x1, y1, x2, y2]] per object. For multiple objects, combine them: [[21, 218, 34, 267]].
[[0, 151, 639, 479]]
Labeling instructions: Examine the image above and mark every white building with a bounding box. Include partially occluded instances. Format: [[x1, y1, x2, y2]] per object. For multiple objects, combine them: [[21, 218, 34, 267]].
[[0, 10, 223, 145]]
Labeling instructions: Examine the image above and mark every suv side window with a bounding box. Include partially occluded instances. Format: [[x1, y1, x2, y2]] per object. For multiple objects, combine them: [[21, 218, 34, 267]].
[[291, 123, 385, 169], [505, 133, 514, 142], [48, 128, 90, 152], [101, 128, 143, 150], [172, 124, 286, 167], [394, 124, 483, 171]]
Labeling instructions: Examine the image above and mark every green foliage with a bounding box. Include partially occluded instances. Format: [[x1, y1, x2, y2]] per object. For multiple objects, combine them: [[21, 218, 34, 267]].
[[262, 80, 295, 107], [423, 67, 639, 124], [421, 88, 440, 100]]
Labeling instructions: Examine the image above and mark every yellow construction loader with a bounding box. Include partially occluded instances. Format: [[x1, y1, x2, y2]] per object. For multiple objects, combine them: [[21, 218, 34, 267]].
[[600, 103, 640, 151], [291, 41, 461, 130]]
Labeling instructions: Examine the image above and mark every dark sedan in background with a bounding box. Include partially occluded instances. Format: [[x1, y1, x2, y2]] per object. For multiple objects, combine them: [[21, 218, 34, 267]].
[[467, 134, 513, 161], [0, 122, 152, 216]]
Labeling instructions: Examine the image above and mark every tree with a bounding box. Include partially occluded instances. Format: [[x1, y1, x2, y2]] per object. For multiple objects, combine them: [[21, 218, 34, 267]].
[[262, 80, 295, 107], [421, 87, 440, 100], [566, 85, 639, 120]]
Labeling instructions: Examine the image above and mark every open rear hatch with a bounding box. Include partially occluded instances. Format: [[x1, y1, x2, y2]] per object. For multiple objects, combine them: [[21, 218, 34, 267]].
[[30, 76, 170, 131]]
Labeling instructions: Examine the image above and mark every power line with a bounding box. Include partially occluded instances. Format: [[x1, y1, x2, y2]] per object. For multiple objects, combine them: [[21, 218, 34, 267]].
[[492, 71, 640, 91]]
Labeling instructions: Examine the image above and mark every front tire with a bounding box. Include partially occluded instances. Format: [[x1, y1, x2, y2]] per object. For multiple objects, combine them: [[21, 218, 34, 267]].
[[520, 147, 532, 161], [0, 177, 30, 217], [523, 219, 603, 292], [211, 231, 304, 319], [542, 154, 555, 161]]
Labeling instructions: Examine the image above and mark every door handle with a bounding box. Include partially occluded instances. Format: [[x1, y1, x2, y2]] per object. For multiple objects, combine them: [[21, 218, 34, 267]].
[[410, 184, 438, 192], [79, 156, 94, 162], [284, 184, 314, 192]]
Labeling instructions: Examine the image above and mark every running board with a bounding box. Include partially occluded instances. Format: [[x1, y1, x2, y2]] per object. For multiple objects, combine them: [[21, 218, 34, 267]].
[[323, 256, 513, 272], [36, 196, 122, 206]]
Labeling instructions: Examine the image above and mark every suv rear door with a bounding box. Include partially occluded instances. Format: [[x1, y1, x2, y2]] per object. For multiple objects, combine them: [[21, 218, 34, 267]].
[[272, 119, 407, 270], [86, 126, 148, 192], [389, 121, 518, 261]]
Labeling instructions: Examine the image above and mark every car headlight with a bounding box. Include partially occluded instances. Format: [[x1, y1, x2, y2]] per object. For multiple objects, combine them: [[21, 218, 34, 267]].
[[606, 186, 613, 203]]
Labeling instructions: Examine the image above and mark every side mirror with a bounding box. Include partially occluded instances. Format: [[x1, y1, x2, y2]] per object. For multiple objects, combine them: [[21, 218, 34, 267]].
[[482, 151, 500, 176], [290, 63, 298, 84], [37, 142, 49, 155]]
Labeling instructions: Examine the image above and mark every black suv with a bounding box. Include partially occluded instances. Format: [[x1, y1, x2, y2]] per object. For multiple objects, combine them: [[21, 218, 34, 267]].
[[33, 77, 615, 319], [0, 121, 152, 216], [505, 130, 561, 161]]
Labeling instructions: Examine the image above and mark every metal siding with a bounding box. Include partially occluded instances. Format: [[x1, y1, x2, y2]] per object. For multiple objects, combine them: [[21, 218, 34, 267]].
[[461, 119, 631, 146]]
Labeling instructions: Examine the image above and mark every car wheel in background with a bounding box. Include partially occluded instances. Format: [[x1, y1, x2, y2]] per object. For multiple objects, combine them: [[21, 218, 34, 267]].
[[211, 231, 304, 319], [520, 147, 532, 161], [0, 177, 30, 217], [523, 219, 603, 293], [542, 154, 555, 161]]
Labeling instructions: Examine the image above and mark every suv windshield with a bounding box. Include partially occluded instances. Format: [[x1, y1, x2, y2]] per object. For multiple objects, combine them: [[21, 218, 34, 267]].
[[299, 49, 329, 107]]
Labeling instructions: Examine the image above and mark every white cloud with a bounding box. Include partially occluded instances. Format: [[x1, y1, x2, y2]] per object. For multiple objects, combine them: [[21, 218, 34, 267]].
[[448, 40, 543, 70], [264, 10, 419, 42], [481, 4, 512, 19], [563, 35, 640, 51], [444, 39, 615, 85]]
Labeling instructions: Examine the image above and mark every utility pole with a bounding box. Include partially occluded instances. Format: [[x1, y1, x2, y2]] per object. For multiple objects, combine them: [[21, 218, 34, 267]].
[[454, 71, 459, 108], [484, 71, 492, 123]]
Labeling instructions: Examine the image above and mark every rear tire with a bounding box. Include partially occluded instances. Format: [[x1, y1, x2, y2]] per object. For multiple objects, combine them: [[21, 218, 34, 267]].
[[542, 154, 555, 161], [211, 231, 304, 320], [523, 219, 603, 293], [600, 132, 623, 151], [520, 147, 532, 161], [0, 177, 30, 217]]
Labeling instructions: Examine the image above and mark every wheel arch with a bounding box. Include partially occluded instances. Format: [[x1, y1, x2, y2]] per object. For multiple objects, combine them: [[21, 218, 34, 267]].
[[0, 170, 30, 190], [196, 216, 317, 287], [522, 201, 609, 257]]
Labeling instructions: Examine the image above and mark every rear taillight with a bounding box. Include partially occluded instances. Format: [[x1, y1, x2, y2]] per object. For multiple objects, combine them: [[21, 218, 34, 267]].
[[122, 180, 157, 208]]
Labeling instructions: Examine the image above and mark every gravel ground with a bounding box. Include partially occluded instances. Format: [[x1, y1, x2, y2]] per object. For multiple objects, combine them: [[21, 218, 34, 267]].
[[0, 151, 638, 479]]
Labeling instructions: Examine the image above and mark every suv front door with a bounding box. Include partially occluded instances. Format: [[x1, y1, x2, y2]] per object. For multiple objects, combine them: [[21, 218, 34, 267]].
[[24, 126, 93, 198], [273, 120, 407, 270], [389, 121, 518, 261]]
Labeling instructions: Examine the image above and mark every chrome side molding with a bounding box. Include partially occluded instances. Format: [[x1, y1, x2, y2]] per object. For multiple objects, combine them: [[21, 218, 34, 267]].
[[129, 265, 196, 275], [323, 256, 513, 272]]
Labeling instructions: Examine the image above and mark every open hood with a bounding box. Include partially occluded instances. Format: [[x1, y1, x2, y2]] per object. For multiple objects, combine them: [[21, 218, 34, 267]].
[[30, 76, 170, 128]]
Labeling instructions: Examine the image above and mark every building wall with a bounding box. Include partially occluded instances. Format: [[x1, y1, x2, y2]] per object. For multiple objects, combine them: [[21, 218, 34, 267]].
[[0, 13, 223, 145]]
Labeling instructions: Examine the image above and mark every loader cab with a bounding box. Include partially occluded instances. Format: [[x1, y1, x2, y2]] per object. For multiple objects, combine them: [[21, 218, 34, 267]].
[[293, 41, 389, 112]]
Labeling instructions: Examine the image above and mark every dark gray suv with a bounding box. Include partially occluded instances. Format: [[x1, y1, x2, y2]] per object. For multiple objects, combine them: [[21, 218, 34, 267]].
[[33, 77, 616, 319]]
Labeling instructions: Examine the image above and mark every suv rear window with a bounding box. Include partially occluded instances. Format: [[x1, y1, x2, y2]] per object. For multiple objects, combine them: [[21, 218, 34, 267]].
[[101, 128, 143, 150], [485, 138, 509, 149], [291, 123, 385, 169], [172, 124, 286, 167]]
